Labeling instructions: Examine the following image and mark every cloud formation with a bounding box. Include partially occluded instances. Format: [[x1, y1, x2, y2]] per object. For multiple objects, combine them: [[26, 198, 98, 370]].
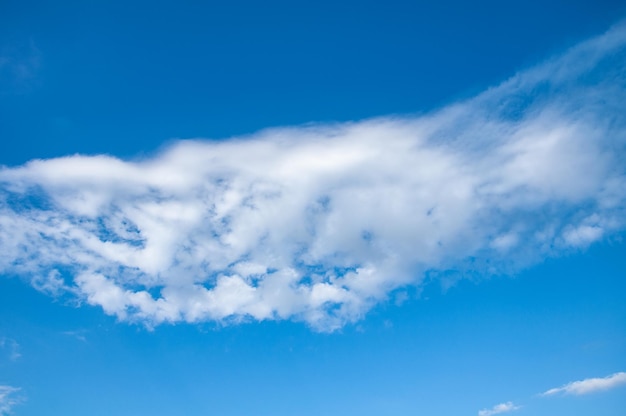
[[478, 402, 520, 416], [1, 23, 625, 330], [542, 372, 626, 396], [0, 386, 22, 416]]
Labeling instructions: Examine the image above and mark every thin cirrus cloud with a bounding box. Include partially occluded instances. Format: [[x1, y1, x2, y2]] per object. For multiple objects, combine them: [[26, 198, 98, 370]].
[[542, 372, 626, 396], [0, 386, 22, 416], [478, 401, 520, 416], [0, 39, 41, 94], [0, 338, 20, 361], [1, 23, 625, 330]]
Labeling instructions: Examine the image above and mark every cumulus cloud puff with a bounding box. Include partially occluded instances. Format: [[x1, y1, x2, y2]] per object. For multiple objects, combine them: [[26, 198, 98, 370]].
[[1, 23, 626, 330], [542, 372, 626, 396], [478, 401, 520, 416]]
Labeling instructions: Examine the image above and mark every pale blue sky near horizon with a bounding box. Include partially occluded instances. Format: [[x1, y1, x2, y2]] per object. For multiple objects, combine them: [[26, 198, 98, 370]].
[[1, 1, 626, 415]]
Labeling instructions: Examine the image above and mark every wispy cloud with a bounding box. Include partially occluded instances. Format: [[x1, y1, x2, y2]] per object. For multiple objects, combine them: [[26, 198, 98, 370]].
[[478, 402, 520, 416], [542, 372, 626, 396], [1, 23, 625, 330], [0, 338, 20, 361], [62, 330, 88, 343], [0, 386, 23, 415], [0, 39, 41, 94]]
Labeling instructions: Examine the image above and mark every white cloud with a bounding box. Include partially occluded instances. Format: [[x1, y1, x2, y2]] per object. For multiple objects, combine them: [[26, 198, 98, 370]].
[[542, 372, 626, 396], [478, 402, 520, 416], [1, 23, 626, 330], [0, 386, 23, 415]]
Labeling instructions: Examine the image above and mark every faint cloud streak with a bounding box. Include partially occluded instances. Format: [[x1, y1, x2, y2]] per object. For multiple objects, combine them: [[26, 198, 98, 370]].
[[0, 386, 23, 416], [0, 338, 20, 361], [542, 372, 626, 396], [0, 39, 41, 94]]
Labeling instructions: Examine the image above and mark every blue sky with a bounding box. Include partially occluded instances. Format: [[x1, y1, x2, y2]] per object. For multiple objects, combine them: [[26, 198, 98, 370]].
[[1, 1, 626, 415]]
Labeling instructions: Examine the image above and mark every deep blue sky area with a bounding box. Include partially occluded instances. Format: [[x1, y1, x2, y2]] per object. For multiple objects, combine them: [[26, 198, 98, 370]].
[[1, 0, 625, 164], [1, 2, 626, 416]]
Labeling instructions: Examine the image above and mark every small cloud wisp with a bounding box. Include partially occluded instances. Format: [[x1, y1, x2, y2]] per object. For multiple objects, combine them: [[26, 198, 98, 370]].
[[0, 386, 22, 416], [0, 338, 20, 361], [478, 402, 520, 416], [542, 372, 626, 396]]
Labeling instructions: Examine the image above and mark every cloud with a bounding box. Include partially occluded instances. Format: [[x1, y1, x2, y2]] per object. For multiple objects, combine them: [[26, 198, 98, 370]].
[[478, 402, 520, 416], [1, 23, 626, 330], [62, 330, 88, 343], [0, 39, 41, 94], [542, 372, 626, 396], [0, 386, 23, 416], [0, 338, 20, 361]]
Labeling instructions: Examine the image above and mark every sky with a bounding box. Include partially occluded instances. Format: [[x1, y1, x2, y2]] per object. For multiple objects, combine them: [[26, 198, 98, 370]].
[[1, 1, 626, 415]]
